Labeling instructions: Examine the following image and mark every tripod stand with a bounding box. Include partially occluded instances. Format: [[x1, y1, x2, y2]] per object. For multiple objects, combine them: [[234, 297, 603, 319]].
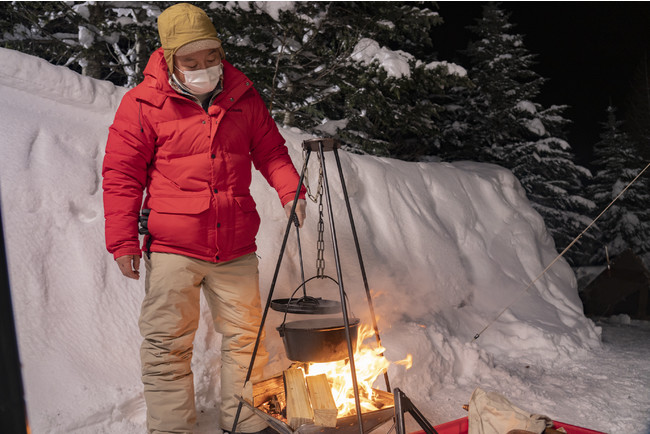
[[230, 138, 435, 434]]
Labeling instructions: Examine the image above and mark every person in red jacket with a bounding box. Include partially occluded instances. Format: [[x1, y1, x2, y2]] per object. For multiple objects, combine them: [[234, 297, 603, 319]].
[[102, 3, 305, 433]]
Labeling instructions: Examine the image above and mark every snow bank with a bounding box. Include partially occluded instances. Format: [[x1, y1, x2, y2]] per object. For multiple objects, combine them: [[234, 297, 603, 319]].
[[0, 48, 603, 433]]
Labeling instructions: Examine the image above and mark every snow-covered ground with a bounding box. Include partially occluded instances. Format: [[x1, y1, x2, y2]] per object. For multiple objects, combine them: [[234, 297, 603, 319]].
[[0, 48, 648, 434]]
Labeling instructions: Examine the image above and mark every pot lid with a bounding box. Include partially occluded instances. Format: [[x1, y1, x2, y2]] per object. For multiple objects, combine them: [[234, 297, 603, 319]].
[[271, 296, 342, 314]]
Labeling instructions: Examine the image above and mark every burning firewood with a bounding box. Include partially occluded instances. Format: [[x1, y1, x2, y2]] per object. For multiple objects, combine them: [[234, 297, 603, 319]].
[[251, 375, 284, 409], [283, 367, 314, 429], [252, 369, 396, 433], [306, 374, 338, 427]]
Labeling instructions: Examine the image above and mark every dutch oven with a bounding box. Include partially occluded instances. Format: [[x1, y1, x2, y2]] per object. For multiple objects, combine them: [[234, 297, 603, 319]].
[[278, 317, 360, 363]]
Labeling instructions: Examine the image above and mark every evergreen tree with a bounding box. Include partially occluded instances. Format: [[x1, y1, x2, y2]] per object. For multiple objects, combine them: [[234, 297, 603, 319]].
[[624, 54, 650, 161], [339, 50, 471, 158], [462, 3, 596, 264], [435, 78, 478, 162], [463, 2, 545, 163], [589, 106, 650, 264], [2, 1, 470, 159], [503, 101, 596, 265], [1, 1, 169, 87], [0, 2, 78, 68], [207, 1, 465, 158], [316, 3, 468, 158]]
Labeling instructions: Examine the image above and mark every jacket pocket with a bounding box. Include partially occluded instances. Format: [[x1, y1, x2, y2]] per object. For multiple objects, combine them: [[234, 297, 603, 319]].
[[231, 195, 260, 252], [147, 195, 212, 255], [233, 195, 257, 212]]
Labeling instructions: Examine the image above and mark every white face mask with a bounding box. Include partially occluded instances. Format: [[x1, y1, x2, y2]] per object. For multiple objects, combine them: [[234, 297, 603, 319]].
[[175, 64, 223, 94]]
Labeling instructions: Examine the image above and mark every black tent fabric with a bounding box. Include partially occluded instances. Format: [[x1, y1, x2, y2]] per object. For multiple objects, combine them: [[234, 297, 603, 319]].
[[580, 249, 650, 320]]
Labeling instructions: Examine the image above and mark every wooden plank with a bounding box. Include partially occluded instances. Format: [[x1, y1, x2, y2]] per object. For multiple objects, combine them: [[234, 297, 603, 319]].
[[306, 374, 338, 427], [284, 367, 314, 429]]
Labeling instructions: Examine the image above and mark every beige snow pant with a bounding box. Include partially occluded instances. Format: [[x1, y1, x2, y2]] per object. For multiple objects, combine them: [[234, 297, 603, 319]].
[[140, 252, 269, 434]]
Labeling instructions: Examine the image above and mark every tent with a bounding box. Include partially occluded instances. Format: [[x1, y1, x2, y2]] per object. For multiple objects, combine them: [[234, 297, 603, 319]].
[[580, 249, 650, 319]]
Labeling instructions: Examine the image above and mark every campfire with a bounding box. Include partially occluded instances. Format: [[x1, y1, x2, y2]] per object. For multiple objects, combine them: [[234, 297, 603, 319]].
[[303, 324, 412, 417], [245, 324, 412, 432], [232, 139, 420, 434]]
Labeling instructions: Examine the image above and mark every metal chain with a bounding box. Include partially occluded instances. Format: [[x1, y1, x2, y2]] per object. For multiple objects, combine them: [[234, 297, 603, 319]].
[[302, 148, 327, 277], [303, 148, 324, 203], [316, 193, 325, 277]]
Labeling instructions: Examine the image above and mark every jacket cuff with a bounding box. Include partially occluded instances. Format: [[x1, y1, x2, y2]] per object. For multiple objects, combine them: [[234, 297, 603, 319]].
[[113, 247, 143, 261], [280, 188, 306, 207]]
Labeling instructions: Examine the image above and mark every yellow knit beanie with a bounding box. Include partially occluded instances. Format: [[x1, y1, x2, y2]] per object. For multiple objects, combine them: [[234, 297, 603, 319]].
[[157, 3, 225, 73]]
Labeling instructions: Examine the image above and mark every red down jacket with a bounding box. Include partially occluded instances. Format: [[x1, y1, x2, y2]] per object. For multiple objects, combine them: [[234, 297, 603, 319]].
[[103, 48, 303, 263]]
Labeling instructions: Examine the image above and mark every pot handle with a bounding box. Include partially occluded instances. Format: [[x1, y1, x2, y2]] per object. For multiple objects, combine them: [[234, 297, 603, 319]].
[[280, 275, 355, 326]]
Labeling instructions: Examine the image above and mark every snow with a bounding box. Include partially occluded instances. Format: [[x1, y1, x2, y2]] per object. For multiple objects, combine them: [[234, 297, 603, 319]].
[[1, 48, 649, 434], [426, 60, 468, 77], [232, 1, 296, 21], [78, 26, 94, 49], [515, 101, 547, 136], [517, 101, 537, 114], [315, 118, 349, 136], [525, 118, 546, 136], [351, 38, 413, 79], [351, 39, 467, 79]]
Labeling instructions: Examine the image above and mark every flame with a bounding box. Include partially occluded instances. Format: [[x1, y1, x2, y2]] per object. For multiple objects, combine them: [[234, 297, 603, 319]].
[[395, 353, 413, 370], [303, 324, 411, 417]]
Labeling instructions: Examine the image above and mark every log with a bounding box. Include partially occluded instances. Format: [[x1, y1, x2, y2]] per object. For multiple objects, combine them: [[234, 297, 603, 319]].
[[252, 374, 285, 408], [306, 374, 338, 427], [284, 367, 314, 429]]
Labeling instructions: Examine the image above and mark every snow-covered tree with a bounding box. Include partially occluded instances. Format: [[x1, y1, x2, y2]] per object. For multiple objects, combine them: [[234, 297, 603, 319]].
[[462, 2, 545, 163], [516, 155, 595, 265], [435, 81, 480, 162], [207, 1, 464, 158], [1, 1, 166, 87], [3, 1, 470, 158], [0, 2, 78, 70], [589, 106, 650, 264], [504, 102, 596, 265], [337, 43, 471, 158], [460, 3, 596, 264]]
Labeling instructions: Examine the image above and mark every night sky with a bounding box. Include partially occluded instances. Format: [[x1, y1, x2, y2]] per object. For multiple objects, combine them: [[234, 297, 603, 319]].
[[431, 2, 650, 165]]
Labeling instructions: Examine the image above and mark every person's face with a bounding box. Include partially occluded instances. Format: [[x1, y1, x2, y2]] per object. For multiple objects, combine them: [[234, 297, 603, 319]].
[[173, 48, 221, 83]]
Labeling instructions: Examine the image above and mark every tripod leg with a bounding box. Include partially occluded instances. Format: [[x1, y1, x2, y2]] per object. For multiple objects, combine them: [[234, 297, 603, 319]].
[[333, 147, 391, 392], [318, 142, 365, 434], [393, 388, 438, 434]]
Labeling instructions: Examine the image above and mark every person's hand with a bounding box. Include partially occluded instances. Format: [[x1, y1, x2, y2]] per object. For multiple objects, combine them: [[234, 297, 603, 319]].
[[284, 199, 306, 228], [116, 254, 141, 280]]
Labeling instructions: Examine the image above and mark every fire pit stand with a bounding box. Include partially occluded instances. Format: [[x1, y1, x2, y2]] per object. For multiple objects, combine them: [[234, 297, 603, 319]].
[[230, 138, 435, 434], [235, 387, 397, 434]]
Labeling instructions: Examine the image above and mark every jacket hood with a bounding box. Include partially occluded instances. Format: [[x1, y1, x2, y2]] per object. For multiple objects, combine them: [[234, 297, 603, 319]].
[[136, 48, 253, 106]]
